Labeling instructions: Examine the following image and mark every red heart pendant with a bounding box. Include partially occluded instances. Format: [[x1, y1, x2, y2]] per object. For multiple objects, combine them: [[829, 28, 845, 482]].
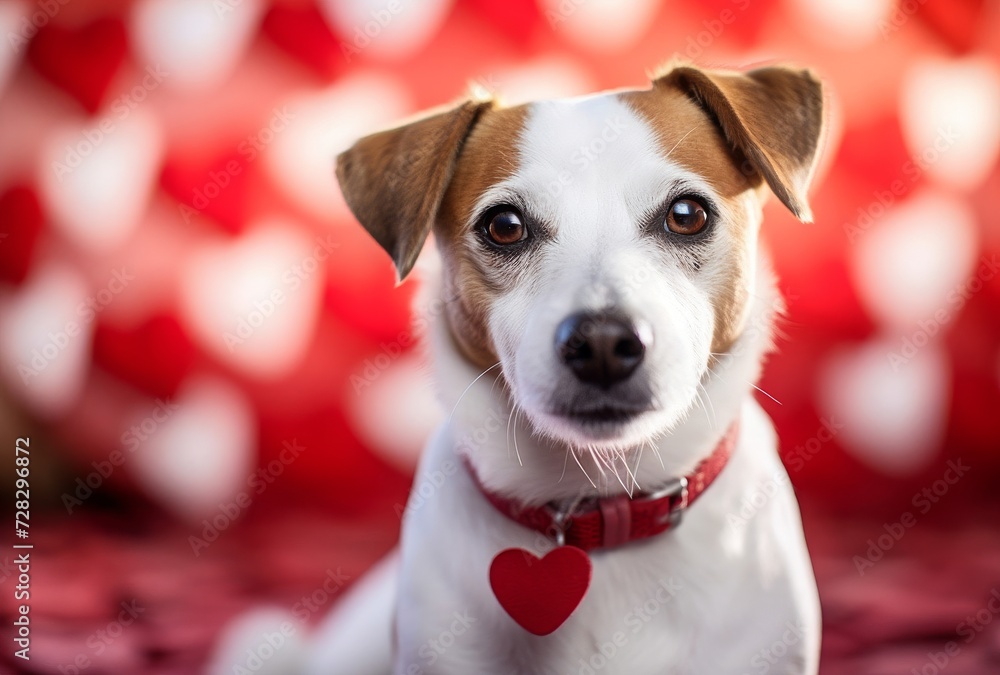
[[489, 546, 592, 636]]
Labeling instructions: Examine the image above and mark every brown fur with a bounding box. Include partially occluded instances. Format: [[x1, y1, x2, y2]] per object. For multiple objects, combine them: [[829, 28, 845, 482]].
[[436, 105, 530, 370], [653, 63, 826, 222], [335, 63, 823, 365], [621, 64, 824, 354], [619, 85, 757, 355], [335, 97, 494, 280]]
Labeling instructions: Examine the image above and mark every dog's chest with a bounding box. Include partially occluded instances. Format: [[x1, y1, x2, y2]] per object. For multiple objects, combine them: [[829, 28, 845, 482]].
[[394, 411, 815, 675]]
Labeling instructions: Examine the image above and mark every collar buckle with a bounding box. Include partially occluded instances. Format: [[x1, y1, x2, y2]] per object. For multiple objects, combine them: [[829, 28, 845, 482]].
[[643, 476, 689, 527]]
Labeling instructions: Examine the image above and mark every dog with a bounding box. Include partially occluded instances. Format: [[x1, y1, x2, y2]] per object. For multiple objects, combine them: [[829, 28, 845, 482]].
[[307, 60, 826, 675]]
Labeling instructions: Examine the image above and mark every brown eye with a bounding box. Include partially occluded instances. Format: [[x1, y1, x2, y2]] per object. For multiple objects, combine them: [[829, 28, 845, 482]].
[[665, 199, 708, 235], [486, 209, 527, 245]]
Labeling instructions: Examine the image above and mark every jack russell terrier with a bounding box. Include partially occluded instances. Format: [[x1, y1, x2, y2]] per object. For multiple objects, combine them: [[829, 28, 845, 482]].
[[307, 60, 826, 675]]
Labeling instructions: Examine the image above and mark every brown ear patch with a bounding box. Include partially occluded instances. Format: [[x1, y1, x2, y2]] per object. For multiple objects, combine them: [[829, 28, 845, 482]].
[[619, 84, 761, 357], [654, 63, 825, 222], [619, 85, 762, 202], [435, 104, 530, 371], [335, 97, 494, 281], [624, 63, 826, 355]]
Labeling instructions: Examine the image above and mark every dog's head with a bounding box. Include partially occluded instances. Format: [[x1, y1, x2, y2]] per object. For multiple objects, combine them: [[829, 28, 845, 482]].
[[337, 63, 825, 453]]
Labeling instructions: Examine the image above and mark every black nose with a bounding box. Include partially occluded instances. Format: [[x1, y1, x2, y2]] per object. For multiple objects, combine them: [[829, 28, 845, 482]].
[[555, 311, 648, 388]]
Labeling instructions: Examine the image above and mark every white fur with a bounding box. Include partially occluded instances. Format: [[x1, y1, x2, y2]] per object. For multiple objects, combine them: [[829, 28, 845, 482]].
[[254, 93, 820, 675], [380, 258, 819, 675]]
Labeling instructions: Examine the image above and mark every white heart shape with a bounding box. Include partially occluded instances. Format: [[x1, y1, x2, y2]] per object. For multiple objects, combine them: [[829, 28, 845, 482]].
[[851, 189, 979, 330], [179, 222, 326, 379], [265, 74, 409, 222], [541, 0, 660, 52], [131, 0, 264, 90], [900, 57, 1000, 191], [129, 376, 255, 521], [817, 335, 949, 476], [206, 608, 306, 675], [490, 56, 595, 106], [39, 111, 164, 253], [347, 353, 442, 472], [319, 0, 453, 61], [0, 264, 92, 418], [790, 0, 895, 49]]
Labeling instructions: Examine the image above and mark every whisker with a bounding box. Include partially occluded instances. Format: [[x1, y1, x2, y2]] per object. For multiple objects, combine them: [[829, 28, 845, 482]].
[[513, 405, 524, 466], [664, 123, 702, 160], [708, 363, 782, 407], [618, 448, 640, 495], [604, 450, 629, 494], [749, 382, 782, 406], [505, 400, 517, 461], [570, 449, 597, 488], [631, 445, 644, 493], [447, 362, 502, 423], [589, 445, 608, 480], [559, 447, 570, 483], [649, 439, 665, 470], [697, 381, 718, 430]]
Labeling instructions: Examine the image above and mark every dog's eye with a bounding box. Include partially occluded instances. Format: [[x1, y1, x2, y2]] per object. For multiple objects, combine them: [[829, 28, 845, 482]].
[[665, 199, 708, 235], [485, 209, 527, 245]]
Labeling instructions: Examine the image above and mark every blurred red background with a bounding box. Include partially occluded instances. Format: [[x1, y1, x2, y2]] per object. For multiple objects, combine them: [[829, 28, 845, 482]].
[[0, 0, 998, 673]]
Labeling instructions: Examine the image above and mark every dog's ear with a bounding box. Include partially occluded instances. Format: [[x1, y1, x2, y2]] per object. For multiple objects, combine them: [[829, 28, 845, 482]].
[[336, 97, 494, 281], [654, 64, 825, 222]]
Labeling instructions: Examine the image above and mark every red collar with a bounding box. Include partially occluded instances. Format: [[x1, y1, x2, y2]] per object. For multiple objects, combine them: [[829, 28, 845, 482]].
[[464, 421, 739, 552]]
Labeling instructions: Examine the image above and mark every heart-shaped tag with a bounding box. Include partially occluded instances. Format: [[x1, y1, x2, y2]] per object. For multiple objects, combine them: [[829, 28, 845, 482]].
[[489, 546, 592, 636]]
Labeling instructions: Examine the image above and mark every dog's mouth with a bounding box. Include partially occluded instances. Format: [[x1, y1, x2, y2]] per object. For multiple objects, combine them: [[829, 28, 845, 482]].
[[550, 403, 653, 426]]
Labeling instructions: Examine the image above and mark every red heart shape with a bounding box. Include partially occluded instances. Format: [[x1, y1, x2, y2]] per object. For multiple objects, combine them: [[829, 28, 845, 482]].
[[92, 315, 198, 399], [489, 546, 592, 636], [465, 0, 541, 49], [915, 0, 986, 53], [0, 184, 44, 286], [161, 152, 251, 234], [262, 5, 346, 80], [27, 16, 128, 113]]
